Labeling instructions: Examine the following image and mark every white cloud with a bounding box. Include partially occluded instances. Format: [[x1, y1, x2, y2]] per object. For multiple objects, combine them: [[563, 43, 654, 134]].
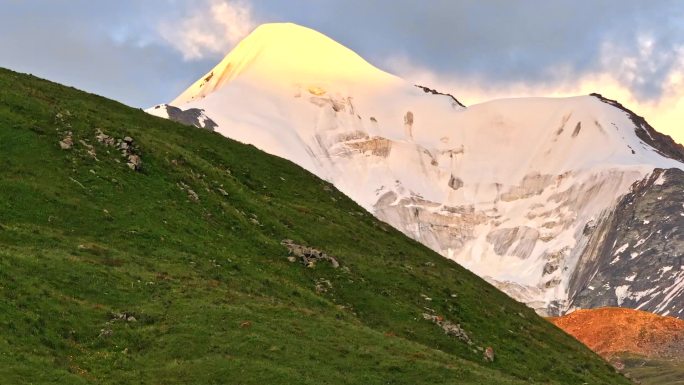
[[598, 33, 684, 101], [158, 0, 257, 61]]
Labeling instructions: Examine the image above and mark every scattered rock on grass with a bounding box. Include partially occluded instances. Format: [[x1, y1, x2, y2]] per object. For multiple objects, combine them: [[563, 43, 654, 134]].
[[187, 189, 199, 201], [54, 110, 72, 127], [117, 136, 142, 171], [483, 346, 495, 362], [281, 239, 340, 268], [111, 312, 137, 323], [79, 140, 98, 159], [127, 154, 142, 170], [94, 128, 142, 171], [59, 132, 73, 150], [95, 129, 116, 146], [178, 181, 199, 202], [315, 278, 333, 293], [423, 313, 472, 345]]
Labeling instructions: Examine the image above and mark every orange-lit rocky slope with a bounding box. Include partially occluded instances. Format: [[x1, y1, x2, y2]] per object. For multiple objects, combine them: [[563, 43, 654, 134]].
[[550, 307, 684, 358]]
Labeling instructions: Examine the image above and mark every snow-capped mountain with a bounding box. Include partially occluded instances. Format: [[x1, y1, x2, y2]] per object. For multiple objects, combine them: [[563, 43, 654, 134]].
[[150, 23, 684, 318]]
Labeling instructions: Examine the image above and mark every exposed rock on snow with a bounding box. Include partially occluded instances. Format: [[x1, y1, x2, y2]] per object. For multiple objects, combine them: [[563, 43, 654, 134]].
[[591, 93, 684, 163], [147, 104, 218, 131], [415, 85, 466, 108], [344, 137, 392, 158], [568, 168, 684, 317], [448, 175, 464, 190]]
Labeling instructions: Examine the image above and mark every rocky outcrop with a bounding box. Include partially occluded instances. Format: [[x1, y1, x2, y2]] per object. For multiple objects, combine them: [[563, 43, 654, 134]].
[[486, 227, 540, 260], [404, 111, 414, 139], [177, 181, 199, 202], [569, 168, 684, 317], [591, 93, 684, 163], [483, 347, 495, 363], [344, 137, 392, 158], [422, 313, 472, 344], [500, 173, 555, 202], [151, 104, 218, 131], [448, 175, 464, 190], [94, 129, 143, 171], [281, 239, 340, 268], [119, 137, 142, 171], [59, 131, 73, 150], [415, 85, 466, 108], [374, 192, 488, 255], [374, 168, 650, 317]]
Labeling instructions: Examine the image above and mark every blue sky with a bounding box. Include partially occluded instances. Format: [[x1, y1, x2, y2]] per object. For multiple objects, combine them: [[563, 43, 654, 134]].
[[1, 0, 682, 141]]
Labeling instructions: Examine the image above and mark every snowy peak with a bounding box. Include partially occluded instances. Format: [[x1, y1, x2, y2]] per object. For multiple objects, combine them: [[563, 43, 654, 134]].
[[172, 23, 399, 105], [155, 23, 684, 319]]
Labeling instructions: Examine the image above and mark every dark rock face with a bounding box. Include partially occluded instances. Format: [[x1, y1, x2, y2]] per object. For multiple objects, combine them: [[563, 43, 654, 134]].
[[591, 93, 684, 163], [448, 175, 464, 190], [569, 168, 684, 318], [154, 104, 218, 131], [415, 85, 466, 108]]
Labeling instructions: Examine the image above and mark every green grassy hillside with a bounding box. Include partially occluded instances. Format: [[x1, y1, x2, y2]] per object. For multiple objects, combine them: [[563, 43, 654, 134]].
[[0, 68, 629, 384]]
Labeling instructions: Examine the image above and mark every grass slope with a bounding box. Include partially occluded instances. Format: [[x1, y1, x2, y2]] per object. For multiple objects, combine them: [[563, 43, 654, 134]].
[[619, 356, 684, 385], [0, 68, 629, 384]]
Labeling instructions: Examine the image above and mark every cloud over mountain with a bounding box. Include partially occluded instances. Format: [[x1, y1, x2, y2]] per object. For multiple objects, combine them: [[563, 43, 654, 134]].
[[158, 0, 257, 61]]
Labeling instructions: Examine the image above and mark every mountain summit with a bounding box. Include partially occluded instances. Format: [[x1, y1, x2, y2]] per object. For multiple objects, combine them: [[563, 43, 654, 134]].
[[152, 23, 684, 318], [172, 23, 398, 105]]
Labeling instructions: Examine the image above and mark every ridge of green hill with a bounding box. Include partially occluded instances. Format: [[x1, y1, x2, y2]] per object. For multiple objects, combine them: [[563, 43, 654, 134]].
[[0, 68, 628, 384]]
